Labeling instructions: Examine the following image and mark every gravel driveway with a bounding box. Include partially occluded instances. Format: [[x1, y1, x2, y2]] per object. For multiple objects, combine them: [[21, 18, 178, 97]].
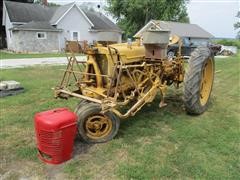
[[0, 56, 86, 69]]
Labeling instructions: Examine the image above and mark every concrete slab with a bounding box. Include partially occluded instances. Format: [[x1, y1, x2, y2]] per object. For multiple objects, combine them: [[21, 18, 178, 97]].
[[0, 80, 20, 90], [0, 56, 86, 69]]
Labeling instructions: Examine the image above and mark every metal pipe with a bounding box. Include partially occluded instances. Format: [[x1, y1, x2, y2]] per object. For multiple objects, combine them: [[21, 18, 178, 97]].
[[60, 69, 110, 78], [112, 84, 158, 119], [84, 87, 107, 98], [57, 89, 102, 104]]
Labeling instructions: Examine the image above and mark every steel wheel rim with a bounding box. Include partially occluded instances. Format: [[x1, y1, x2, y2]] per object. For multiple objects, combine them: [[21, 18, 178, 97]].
[[167, 51, 175, 59], [200, 58, 214, 106], [85, 114, 112, 139]]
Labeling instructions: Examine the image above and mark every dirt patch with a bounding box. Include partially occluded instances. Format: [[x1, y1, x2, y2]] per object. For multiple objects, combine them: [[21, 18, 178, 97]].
[[0, 161, 43, 179], [44, 164, 66, 180], [73, 138, 94, 157]]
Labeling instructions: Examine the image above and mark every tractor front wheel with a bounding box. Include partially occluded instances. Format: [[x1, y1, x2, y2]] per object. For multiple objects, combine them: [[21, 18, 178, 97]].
[[74, 100, 89, 114], [184, 47, 214, 115], [75, 103, 120, 143]]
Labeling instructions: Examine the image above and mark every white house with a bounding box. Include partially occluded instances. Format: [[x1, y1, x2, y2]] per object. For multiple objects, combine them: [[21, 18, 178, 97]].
[[2, 1, 122, 53]]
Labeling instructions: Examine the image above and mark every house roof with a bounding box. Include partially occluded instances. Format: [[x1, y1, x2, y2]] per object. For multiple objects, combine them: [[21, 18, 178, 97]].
[[10, 21, 62, 32], [49, 2, 75, 24], [134, 20, 214, 38], [4, 1, 56, 23], [50, 3, 94, 27], [83, 9, 122, 32]]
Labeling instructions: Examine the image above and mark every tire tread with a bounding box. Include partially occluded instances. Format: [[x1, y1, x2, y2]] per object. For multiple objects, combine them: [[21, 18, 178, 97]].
[[184, 47, 214, 115]]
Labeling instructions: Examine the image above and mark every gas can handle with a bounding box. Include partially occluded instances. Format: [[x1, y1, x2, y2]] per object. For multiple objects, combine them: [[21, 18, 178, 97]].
[[53, 108, 67, 113]]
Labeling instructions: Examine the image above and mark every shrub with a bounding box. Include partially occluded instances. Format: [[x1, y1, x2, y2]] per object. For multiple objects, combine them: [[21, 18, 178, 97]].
[[213, 39, 240, 49]]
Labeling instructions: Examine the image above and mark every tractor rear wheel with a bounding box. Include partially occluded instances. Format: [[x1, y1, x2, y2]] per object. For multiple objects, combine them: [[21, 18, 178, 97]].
[[75, 103, 120, 143], [183, 47, 214, 115]]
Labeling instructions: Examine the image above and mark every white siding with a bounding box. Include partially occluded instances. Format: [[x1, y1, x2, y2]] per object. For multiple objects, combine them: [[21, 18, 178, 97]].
[[91, 31, 122, 43], [4, 7, 14, 50], [56, 5, 122, 50], [56, 6, 93, 50]]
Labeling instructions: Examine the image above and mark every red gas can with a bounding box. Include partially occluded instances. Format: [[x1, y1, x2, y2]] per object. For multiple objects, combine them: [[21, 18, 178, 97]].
[[34, 108, 77, 164]]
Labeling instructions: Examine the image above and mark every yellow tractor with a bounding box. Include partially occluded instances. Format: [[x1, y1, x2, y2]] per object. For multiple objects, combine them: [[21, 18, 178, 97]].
[[54, 30, 214, 143]]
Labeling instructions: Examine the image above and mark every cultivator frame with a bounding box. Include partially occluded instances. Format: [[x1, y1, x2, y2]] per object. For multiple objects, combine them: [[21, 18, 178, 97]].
[[54, 28, 215, 143], [54, 44, 185, 119]]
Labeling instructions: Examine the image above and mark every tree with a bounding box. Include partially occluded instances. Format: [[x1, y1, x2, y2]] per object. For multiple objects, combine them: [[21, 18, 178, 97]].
[[106, 0, 189, 38], [34, 0, 60, 6], [234, 11, 240, 39], [9, 0, 34, 2]]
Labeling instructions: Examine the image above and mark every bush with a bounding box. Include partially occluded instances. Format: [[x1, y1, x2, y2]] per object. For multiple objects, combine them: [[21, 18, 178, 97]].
[[213, 39, 240, 49]]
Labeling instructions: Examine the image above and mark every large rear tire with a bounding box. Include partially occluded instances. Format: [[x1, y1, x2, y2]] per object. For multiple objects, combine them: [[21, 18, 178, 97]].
[[184, 47, 214, 115], [75, 102, 120, 143]]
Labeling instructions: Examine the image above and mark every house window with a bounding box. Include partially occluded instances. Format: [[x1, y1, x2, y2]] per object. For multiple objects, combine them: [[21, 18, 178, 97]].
[[72, 31, 79, 41], [36, 32, 47, 39]]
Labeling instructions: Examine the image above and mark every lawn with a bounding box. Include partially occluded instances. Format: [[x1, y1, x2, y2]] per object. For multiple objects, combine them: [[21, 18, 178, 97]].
[[0, 51, 82, 59], [0, 54, 239, 179]]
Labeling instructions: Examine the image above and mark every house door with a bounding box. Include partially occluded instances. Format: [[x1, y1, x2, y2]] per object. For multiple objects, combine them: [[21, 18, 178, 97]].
[[71, 31, 80, 41]]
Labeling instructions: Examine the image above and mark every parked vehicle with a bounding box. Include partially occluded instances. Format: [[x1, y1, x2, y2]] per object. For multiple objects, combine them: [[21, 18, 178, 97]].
[[167, 38, 197, 57], [167, 38, 221, 57]]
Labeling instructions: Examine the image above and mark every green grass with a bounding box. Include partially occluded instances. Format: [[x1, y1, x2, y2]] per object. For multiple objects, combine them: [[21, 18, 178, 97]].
[[0, 51, 82, 59], [0, 54, 239, 179]]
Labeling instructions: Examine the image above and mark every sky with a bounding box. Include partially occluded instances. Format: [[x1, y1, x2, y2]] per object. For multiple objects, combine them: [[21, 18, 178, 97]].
[[48, 0, 240, 38], [187, 0, 239, 38]]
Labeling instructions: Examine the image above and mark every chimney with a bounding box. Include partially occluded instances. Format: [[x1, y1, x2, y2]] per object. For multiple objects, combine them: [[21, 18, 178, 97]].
[[42, 0, 48, 6]]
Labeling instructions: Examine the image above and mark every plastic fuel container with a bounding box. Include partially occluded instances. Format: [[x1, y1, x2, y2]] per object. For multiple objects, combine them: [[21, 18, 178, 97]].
[[34, 108, 77, 164]]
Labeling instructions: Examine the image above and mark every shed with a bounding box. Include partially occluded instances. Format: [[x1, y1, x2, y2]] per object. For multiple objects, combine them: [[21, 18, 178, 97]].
[[134, 20, 214, 46]]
